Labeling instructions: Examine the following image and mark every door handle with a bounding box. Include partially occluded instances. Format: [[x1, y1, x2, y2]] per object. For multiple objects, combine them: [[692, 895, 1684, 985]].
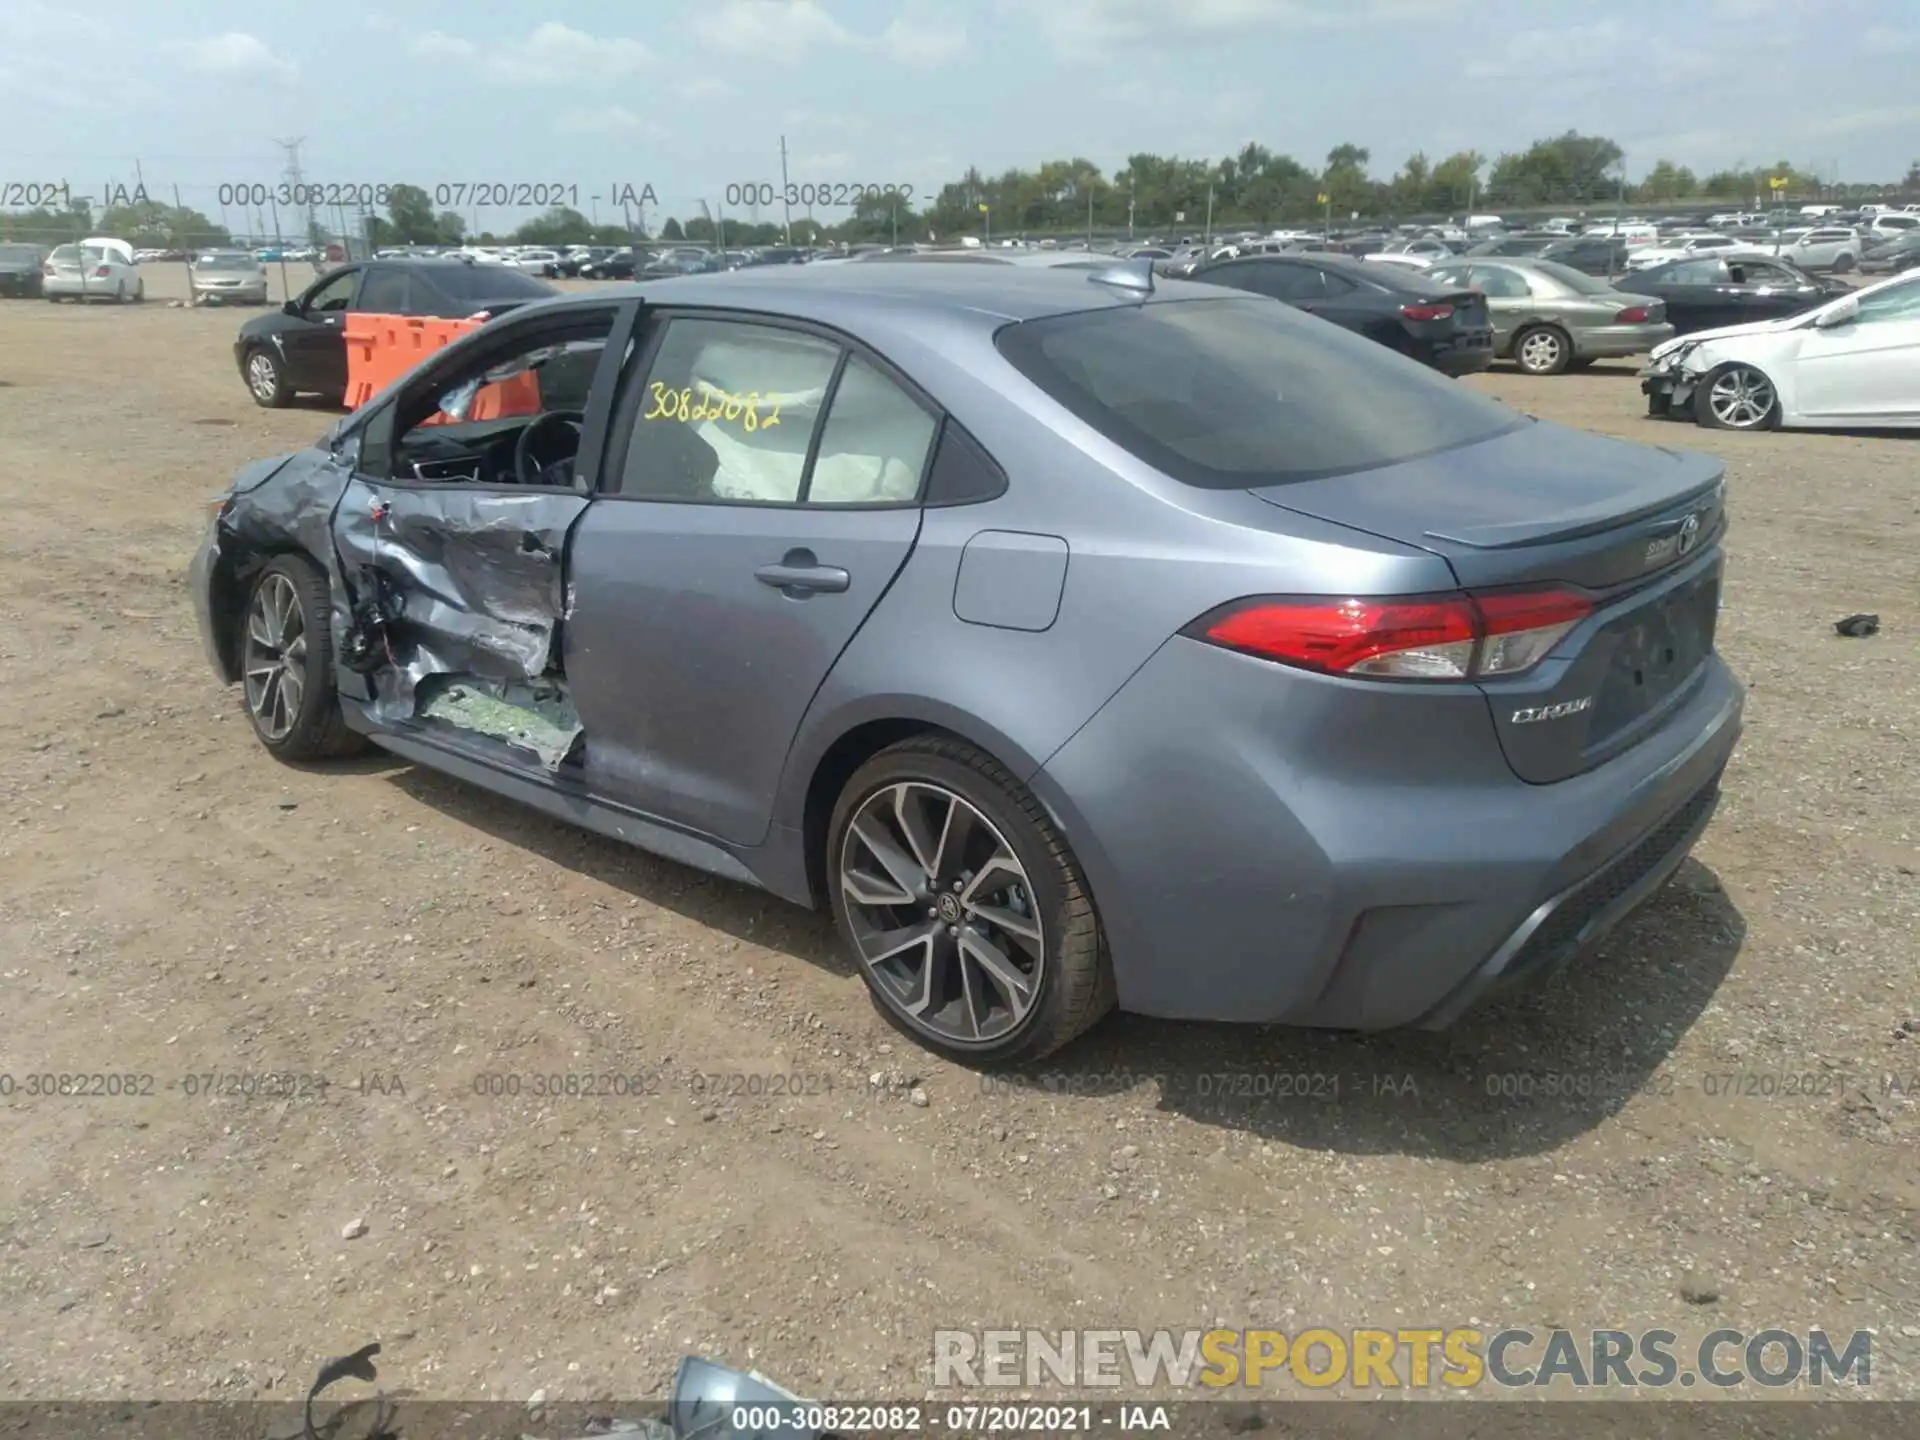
[[756, 552, 850, 595]]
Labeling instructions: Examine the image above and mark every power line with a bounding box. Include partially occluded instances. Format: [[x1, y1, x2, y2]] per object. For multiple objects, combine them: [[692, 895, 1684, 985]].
[[275, 137, 315, 240]]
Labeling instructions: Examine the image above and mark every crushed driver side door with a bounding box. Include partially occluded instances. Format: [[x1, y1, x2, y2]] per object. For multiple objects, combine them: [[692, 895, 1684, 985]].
[[329, 299, 640, 772]]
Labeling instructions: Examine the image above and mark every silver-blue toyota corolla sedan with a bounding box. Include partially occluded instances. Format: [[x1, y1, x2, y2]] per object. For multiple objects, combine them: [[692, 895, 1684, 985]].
[[189, 263, 1743, 1063]]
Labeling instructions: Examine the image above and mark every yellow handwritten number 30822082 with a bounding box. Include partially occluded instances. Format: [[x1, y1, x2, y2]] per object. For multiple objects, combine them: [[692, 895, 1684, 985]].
[[643, 381, 783, 432]]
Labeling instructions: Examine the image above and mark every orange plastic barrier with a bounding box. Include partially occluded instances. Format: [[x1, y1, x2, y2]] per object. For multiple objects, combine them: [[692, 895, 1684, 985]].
[[343, 313, 542, 421]]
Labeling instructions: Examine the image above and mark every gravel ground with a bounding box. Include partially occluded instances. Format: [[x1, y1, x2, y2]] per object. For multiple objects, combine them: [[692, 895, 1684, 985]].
[[0, 267, 1913, 1417]]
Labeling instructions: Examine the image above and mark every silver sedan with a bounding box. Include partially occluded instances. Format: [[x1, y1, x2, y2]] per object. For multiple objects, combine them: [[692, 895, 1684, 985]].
[[1426, 257, 1675, 374]]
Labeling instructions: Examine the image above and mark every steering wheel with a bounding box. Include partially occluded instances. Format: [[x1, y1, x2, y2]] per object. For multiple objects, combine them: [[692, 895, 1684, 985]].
[[514, 410, 585, 486]]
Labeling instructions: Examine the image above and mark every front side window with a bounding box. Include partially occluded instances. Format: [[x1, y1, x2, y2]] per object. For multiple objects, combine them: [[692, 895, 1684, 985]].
[[995, 296, 1522, 488], [618, 319, 840, 502], [305, 270, 357, 312], [355, 268, 410, 312]]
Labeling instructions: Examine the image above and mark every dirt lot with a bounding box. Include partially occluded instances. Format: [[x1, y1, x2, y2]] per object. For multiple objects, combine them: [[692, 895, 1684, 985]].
[[0, 265, 1915, 1412]]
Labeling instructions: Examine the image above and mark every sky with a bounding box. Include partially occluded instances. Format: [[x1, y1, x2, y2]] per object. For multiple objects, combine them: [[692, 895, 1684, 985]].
[[3, 0, 1917, 229]]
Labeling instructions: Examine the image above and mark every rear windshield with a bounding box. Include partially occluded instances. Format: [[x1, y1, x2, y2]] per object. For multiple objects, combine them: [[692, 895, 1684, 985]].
[[1532, 260, 1612, 293], [0, 244, 40, 262], [995, 296, 1524, 488], [428, 264, 557, 300]]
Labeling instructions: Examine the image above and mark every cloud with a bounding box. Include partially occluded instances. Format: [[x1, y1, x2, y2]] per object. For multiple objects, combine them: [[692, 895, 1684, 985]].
[[557, 105, 668, 139], [1023, 0, 1461, 60], [702, 1, 963, 67], [674, 76, 735, 101], [706, 1, 856, 59], [882, 6, 970, 65], [408, 23, 650, 83], [165, 32, 296, 80]]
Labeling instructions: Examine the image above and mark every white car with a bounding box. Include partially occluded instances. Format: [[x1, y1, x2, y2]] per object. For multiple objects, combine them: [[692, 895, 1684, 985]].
[[43, 238, 143, 302], [1639, 269, 1920, 430], [507, 248, 562, 276], [1627, 233, 1768, 269], [1867, 213, 1920, 239], [189, 250, 269, 304], [1365, 237, 1451, 265], [1771, 226, 1862, 272]]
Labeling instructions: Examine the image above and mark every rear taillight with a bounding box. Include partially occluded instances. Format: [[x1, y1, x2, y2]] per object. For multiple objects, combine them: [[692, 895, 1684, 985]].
[[92, 265, 112, 278], [43, 266, 55, 277], [1614, 306, 1651, 323], [1188, 588, 1594, 682], [1399, 302, 1454, 322]]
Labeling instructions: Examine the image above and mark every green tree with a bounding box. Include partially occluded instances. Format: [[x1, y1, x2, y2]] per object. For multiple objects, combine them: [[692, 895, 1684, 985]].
[[1488, 132, 1624, 205], [1429, 151, 1486, 211], [1321, 143, 1372, 215], [98, 200, 230, 248], [660, 217, 685, 241], [514, 207, 593, 245], [1637, 160, 1698, 202], [1393, 152, 1432, 212]]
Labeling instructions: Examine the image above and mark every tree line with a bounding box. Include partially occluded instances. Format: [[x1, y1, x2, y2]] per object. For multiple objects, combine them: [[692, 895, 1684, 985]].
[[5, 138, 1918, 251]]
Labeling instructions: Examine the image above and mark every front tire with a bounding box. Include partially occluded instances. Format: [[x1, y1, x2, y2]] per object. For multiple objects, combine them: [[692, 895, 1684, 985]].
[[244, 346, 291, 408], [827, 736, 1113, 1065], [1513, 323, 1573, 375], [239, 555, 368, 761], [1833, 252, 1855, 274], [1696, 362, 1779, 431]]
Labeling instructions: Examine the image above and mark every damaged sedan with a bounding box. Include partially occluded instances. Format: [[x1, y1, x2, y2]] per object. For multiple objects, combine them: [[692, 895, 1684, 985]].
[[191, 265, 1743, 1063], [1642, 269, 1920, 430]]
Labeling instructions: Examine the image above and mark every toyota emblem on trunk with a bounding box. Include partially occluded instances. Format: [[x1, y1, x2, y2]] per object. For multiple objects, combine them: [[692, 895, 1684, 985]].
[[1677, 512, 1702, 556]]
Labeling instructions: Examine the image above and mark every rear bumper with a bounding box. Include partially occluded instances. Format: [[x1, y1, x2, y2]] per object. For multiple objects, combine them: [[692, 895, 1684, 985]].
[[1032, 638, 1744, 1029], [1575, 321, 1675, 358], [1426, 337, 1496, 375]]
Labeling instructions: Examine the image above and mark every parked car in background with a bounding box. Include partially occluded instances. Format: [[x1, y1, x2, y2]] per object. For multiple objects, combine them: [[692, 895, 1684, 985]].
[[1770, 226, 1862, 273], [232, 258, 558, 408], [1861, 231, 1920, 275], [1465, 232, 1561, 257], [579, 249, 637, 280], [1865, 213, 1920, 239], [43, 241, 143, 302], [1425, 258, 1672, 374], [190, 264, 1743, 1062], [1367, 237, 1453, 264], [510, 248, 564, 277], [189, 250, 270, 306], [1187, 252, 1494, 375], [1626, 233, 1766, 270], [1625, 255, 1848, 336], [1642, 269, 1920, 430], [1537, 235, 1633, 278], [0, 242, 47, 297]]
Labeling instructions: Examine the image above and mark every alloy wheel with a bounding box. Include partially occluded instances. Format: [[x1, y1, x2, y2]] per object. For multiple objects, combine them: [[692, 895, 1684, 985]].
[[247, 352, 280, 402], [838, 781, 1045, 1044], [243, 573, 306, 741], [1707, 366, 1775, 428]]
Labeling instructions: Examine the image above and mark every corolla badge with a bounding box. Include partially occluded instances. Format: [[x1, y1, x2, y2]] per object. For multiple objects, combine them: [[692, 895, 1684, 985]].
[[1644, 510, 1706, 567], [1676, 511, 1702, 556], [1511, 697, 1592, 724]]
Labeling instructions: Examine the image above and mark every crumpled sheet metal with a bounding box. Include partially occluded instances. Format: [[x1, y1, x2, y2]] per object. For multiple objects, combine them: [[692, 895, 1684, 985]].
[[333, 479, 585, 721], [219, 447, 358, 661]]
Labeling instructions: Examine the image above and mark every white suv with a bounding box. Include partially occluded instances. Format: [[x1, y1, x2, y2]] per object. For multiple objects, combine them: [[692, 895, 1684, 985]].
[[1775, 227, 1863, 273]]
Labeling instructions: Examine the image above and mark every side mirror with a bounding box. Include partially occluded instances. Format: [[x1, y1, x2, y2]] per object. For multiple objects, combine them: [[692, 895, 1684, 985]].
[[282, 299, 301, 316], [669, 1358, 816, 1439], [1816, 297, 1859, 328]]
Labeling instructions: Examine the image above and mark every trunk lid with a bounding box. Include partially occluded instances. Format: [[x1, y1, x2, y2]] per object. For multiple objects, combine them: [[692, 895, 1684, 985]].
[[1250, 419, 1727, 783]]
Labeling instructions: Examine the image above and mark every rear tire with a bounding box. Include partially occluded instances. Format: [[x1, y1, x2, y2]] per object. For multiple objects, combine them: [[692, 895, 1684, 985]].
[[826, 735, 1114, 1065], [1513, 323, 1573, 375], [1695, 363, 1779, 431], [238, 554, 369, 762], [1833, 252, 1855, 274]]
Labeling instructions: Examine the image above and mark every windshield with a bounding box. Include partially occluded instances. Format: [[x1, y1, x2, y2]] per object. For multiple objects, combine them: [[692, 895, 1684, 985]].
[[195, 254, 257, 271], [994, 296, 1523, 488], [427, 264, 558, 300]]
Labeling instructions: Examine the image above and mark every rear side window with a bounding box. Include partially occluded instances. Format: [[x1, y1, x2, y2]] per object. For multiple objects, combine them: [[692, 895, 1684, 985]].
[[356, 268, 410, 312], [995, 297, 1523, 488], [432, 264, 557, 300]]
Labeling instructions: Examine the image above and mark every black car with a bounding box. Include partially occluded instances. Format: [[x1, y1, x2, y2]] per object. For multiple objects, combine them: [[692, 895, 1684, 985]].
[[579, 249, 637, 280], [1862, 231, 1920, 274], [1187, 252, 1496, 375], [1623, 255, 1848, 336], [0, 242, 46, 297], [233, 259, 559, 408], [1536, 236, 1634, 278]]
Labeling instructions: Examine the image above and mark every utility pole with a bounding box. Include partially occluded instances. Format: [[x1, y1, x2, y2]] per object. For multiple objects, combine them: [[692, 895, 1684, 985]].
[[1128, 179, 1135, 240], [1204, 182, 1214, 246], [275, 137, 315, 242], [778, 135, 794, 244]]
